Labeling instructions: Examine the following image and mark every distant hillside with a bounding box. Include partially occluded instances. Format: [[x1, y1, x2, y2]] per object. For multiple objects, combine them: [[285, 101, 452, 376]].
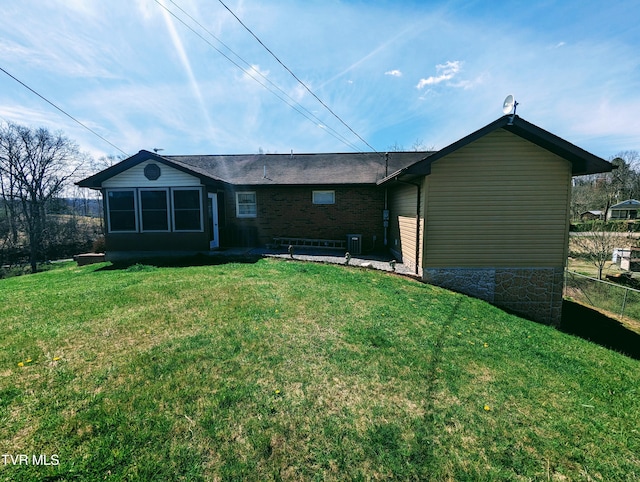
[[53, 197, 102, 217]]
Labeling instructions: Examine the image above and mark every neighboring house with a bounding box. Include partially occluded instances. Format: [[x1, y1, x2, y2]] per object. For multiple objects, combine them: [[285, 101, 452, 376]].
[[607, 199, 640, 220], [378, 115, 612, 325], [77, 114, 613, 325], [580, 210, 604, 221]]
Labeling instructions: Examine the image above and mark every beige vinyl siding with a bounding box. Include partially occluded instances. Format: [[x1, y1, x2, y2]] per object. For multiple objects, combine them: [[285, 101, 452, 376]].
[[103, 161, 201, 188], [388, 183, 424, 269], [423, 129, 571, 268]]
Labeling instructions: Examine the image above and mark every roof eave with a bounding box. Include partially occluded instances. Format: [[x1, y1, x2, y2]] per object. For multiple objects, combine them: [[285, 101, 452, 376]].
[[502, 117, 613, 176], [378, 115, 613, 186]]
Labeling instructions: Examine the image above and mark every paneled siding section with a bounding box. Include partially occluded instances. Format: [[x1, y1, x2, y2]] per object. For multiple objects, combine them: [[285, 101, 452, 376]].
[[423, 129, 572, 268], [103, 161, 202, 188], [388, 183, 424, 273]]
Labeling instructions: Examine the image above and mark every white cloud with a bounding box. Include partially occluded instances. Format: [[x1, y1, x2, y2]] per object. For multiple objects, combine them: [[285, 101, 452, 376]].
[[449, 72, 487, 90], [159, 5, 217, 138], [242, 64, 270, 83], [0, 105, 63, 131], [0, 1, 637, 158], [416, 60, 462, 89]]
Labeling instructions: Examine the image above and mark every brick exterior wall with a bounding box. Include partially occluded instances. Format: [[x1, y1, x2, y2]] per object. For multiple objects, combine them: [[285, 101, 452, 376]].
[[220, 186, 385, 251]]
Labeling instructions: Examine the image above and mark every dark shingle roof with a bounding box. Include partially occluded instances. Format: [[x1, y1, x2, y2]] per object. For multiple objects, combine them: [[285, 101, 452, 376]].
[[78, 115, 611, 190], [165, 152, 430, 186], [77, 150, 432, 188]]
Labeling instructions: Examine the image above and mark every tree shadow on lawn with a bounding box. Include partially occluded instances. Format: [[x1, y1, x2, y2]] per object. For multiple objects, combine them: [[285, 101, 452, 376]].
[[96, 253, 263, 271], [560, 300, 640, 360]]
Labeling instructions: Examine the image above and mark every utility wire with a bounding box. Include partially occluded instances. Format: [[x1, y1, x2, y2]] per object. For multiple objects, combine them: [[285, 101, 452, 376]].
[[217, 0, 381, 155], [0, 66, 129, 157], [156, 0, 363, 152]]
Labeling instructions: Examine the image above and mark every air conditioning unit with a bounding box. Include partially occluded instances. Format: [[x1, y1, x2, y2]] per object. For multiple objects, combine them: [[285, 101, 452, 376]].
[[347, 234, 362, 255]]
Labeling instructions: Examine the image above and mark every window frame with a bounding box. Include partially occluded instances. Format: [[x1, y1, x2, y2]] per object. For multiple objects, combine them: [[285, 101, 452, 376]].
[[312, 190, 335, 205], [172, 187, 204, 232], [106, 189, 138, 233], [138, 188, 170, 232], [235, 191, 257, 218]]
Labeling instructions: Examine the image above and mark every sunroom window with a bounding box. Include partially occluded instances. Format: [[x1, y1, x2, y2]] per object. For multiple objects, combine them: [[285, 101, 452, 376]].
[[107, 190, 136, 232], [173, 189, 202, 231], [140, 189, 169, 231]]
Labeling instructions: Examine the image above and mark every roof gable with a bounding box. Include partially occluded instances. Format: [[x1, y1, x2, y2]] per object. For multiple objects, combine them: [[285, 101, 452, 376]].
[[378, 115, 613, 184], [610, 199, 640, 209], [76, 150, 228, 188], [102, 159, 202, 188]]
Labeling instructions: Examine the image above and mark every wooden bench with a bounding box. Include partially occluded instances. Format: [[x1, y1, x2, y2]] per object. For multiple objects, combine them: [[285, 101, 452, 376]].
[[272, 237, 346, 250]]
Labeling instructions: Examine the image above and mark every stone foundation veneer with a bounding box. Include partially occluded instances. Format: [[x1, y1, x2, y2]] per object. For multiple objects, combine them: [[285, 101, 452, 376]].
[[423, 267, 564, 325]]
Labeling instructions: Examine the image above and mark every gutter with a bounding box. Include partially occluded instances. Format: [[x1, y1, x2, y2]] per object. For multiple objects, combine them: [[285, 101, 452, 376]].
[[384, 153, 389, 247]]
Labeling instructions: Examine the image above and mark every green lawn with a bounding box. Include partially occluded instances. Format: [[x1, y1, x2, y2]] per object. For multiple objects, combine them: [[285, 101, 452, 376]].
[[1, 259, 639, 481]]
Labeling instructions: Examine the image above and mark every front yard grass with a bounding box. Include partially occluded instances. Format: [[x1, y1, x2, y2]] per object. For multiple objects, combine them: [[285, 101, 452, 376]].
[[1, 259, 639, 480]]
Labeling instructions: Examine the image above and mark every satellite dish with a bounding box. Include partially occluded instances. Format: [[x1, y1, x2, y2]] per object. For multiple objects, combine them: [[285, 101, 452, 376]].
[[502, 94, 517, 115]]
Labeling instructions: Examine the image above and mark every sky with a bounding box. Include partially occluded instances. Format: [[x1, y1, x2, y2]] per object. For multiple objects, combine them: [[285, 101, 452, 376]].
[[0, 0, 639, 165]]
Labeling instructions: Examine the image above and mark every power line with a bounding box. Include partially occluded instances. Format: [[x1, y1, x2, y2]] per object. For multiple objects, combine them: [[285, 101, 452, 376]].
[[155, 0, 363, 152], [217, 0, 381, 156], [159, 0, 359, 151], [0, 66, 129, 157]]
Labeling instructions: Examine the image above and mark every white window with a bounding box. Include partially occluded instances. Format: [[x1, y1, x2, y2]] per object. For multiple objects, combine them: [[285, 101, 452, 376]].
[[139, 188, 170, 231], [236, 191, 257, 218], [172, 188, 203, 231], [313, 190, 335, 205], [106, 189, 137, 232]]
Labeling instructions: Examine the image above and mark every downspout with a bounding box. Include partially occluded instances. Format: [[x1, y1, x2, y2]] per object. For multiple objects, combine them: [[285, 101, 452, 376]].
[[384, 153, 389, 247], [395, 178, 422, 276]]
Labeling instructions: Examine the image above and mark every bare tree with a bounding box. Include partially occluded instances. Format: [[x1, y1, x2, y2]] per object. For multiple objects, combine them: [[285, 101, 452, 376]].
[[570, 221, 627, 279], [571, 151, 640, 221], [387, 139, 435, 152], [0, 122, 85, 272], [71, 153, 125, 234]]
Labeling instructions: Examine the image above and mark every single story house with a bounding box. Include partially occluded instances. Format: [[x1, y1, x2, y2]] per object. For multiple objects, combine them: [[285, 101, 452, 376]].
[[78, 114, 613, 324], [77, 149, 427, 254], [579, 210, 604, 221], [607, 199, 640, 220]]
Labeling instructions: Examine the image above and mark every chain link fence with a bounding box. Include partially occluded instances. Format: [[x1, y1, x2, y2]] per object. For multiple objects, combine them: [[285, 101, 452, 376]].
[[564, 270, 640, 322]]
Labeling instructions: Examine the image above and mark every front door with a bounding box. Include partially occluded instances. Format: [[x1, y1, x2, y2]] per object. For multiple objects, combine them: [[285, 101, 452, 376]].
[[208, 193, 219, 249]]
